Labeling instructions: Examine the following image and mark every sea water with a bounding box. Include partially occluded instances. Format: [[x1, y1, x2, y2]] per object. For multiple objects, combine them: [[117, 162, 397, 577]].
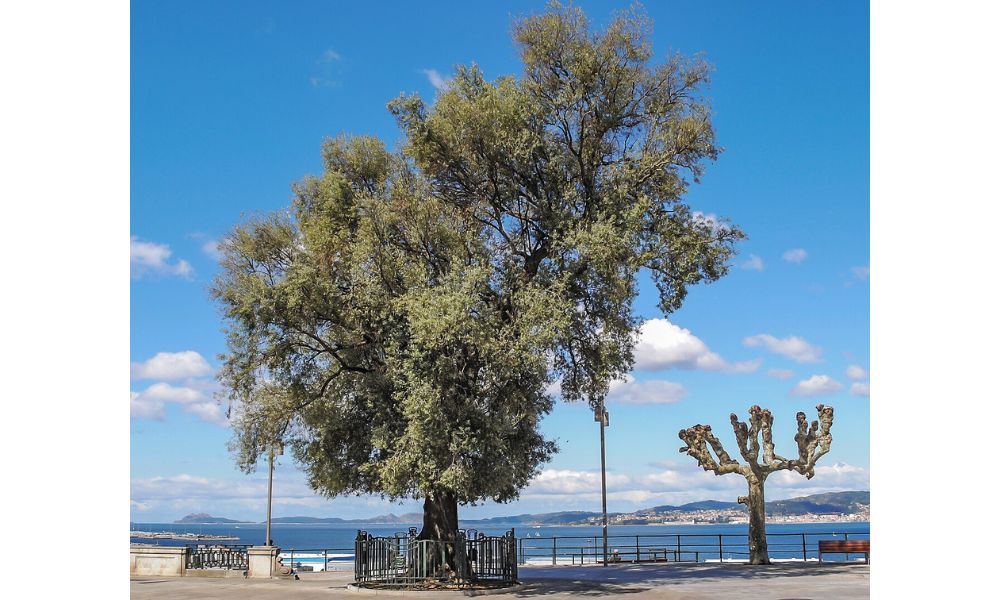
[[131, 521, 870, 570]]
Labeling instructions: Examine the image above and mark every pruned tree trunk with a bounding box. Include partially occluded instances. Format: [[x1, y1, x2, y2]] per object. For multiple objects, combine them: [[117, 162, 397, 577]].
[[740, 475, 769, 565], [679, 405, 835, 568]]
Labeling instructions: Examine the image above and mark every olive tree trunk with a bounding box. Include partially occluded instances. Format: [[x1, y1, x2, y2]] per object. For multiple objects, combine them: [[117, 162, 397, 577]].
[[417, 491, 470, 580]]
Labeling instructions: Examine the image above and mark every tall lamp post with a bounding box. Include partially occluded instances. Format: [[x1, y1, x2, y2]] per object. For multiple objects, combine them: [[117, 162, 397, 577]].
[[595, 400, 609, 566], [265, 441, 283, 547]]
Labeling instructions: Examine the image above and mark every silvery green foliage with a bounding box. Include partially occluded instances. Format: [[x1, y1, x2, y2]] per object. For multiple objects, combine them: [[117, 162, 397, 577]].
[[213, 3, 743, 514]]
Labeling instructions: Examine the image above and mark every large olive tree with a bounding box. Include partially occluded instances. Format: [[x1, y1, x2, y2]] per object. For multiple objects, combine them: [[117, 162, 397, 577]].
[[213, 3, 743, 560]]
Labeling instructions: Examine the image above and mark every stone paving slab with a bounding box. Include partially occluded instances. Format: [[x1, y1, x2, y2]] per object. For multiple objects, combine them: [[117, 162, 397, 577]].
[[131, 562, 869, 599]]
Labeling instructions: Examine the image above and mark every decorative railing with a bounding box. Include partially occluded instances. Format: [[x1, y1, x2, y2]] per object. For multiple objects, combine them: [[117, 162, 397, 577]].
[[354, 528, 518, 586], [185, 544, 250, 570]]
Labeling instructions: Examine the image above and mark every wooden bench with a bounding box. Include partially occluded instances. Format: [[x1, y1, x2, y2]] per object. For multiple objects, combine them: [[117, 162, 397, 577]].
[[818, 540, 870, 564]]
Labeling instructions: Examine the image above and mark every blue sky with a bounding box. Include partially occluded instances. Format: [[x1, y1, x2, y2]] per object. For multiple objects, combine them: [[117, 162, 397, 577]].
[[130, 0, 869, 522]]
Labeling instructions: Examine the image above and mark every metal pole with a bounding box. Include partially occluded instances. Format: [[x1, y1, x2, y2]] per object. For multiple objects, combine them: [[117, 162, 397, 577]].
[[265, 447, 274, 546], [599, 400, 609, 567]]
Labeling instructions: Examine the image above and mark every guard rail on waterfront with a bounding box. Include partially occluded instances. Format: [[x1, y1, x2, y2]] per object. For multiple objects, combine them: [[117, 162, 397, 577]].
[[516, 531, 870, 565], [172, 528, 869, 574]]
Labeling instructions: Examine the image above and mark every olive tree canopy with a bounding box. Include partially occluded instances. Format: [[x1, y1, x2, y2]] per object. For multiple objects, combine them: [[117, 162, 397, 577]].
[[213, 2, 744, 541]]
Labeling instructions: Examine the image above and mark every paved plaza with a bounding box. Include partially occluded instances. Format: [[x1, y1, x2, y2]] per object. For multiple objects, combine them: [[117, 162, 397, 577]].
[[131, 562, 869, 599]]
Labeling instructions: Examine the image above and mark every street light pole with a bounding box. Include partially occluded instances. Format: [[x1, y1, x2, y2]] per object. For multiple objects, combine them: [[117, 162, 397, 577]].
[[265, 447, 274, 546], [265, 441, 282, 547], [596, 400, 609, 567]]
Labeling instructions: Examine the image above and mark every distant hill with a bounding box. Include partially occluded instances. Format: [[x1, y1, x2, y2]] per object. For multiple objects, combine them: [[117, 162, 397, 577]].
[[461, 511, 612, 526], [648, 500, 742, 513], [270, 513, 424, 525], [174, 513, 253, 524], [647, 491, 868, 518], [766, 491, 869, 516], [174, 491, 868, 526]]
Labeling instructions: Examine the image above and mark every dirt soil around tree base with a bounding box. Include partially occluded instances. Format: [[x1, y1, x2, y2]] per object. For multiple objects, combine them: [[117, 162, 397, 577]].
[[131, 562, 869, 599]]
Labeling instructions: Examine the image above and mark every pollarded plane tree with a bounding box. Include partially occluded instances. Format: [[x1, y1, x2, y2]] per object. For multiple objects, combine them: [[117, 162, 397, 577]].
[[213, 4, 744, 578], [678, 405, 834, 565]]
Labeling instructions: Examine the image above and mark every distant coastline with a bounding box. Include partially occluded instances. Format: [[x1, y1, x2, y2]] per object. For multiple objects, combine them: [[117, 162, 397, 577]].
[[161, 491, 869, 527]]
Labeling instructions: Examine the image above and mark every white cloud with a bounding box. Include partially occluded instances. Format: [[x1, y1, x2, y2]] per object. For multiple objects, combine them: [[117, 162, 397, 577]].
[[130, 390, 165, 420], [606, 375, 686, 405], [131, 235, 193, 279], [527, 469, 631, 495], [850, 382, 870, 397], [789, 374, 844, 397], [184, 401, 229, 426], [130, 381, 227, 426], [740, 254, 764, 271], [845, 364, 868, 380], [782, 248, 808, 264], [201, 239, 223, 261], [131, 351, 212, 380], [320, 49, 341, 63], [768, 462, 870, 492], [766, 368, 794, 380], [140, 382, 205, 403], [634, 319, 761, 373], [743, 334, 823, 363], [130, 471, 430, 521], [521, 462, 870, 508], [851, 266, 870, 280], [420, 68, 449, 90]]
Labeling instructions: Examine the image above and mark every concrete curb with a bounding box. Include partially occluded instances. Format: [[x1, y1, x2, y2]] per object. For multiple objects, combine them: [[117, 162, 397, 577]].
[[345, 583, 524, 596]]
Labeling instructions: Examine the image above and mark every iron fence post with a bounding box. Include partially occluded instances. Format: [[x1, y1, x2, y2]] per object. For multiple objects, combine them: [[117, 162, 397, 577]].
[[802, 534, 807, 560], [552, 537, 556, 565], [636, 535, 640, 562], [718, 535, 723, 561]]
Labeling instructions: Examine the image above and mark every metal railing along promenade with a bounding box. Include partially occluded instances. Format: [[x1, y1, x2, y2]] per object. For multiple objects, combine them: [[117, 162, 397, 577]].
[[178, 528, 870, 574], [517, 530, 870, 565]]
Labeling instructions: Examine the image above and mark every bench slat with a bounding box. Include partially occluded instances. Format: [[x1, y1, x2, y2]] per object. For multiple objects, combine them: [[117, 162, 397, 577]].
[[818, 541, 870, 551]]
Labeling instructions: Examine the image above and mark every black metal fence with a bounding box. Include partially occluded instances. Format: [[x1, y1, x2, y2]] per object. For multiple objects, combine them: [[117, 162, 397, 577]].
[[354, 528, 518, 586], [517, 531, 870, 565], [185, 544, 250, 570]]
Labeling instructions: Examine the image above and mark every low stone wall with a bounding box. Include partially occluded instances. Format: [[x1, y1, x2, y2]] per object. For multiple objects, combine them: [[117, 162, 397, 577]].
[[130, 545, 291, 578], [131, 545, 188, 576]]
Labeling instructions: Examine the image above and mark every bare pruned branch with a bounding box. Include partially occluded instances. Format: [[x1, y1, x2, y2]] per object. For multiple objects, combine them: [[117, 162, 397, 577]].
[[678, 424, 743, 475], [679, 404, 834, 479]]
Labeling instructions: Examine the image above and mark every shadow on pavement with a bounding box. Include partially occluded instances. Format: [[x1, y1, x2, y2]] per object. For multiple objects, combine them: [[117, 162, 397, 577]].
[[513, 563, 867, 596]]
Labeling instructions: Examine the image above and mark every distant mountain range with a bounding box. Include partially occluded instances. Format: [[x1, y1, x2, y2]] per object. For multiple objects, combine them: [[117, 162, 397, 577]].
[[172, 491, 868, 525], [270, 513, 425, 525]]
